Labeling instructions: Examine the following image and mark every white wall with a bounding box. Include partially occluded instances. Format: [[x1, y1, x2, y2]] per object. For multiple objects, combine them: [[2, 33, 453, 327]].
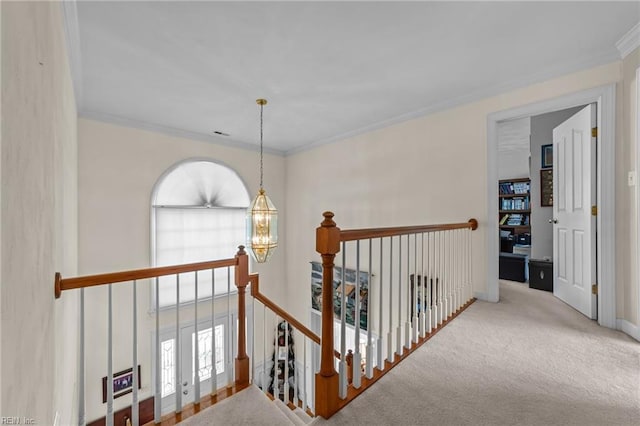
[[284, 61, 623, 326], [0, 2, 4, 414], [1, 2, 78, 425], [497, 117, 530, 180], [77, 118, 286, 421], [529, 106, 585, 260], [620, 47, 640, 326]]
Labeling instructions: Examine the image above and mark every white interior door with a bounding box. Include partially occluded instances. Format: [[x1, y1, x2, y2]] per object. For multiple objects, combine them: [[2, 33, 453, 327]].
[[552, 104, 597, 319], [180, 321, 228, 405], [158, 315, 232, 414]]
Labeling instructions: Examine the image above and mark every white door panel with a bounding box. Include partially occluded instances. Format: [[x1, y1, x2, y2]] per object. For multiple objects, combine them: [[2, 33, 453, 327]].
[[552, 104, 596, 319], [158, 314, 234, 414]]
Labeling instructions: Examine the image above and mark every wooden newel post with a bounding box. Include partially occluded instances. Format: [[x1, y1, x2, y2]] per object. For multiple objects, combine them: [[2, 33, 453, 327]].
[[234, 245, 250, 386], [315, 212, 341, 418]]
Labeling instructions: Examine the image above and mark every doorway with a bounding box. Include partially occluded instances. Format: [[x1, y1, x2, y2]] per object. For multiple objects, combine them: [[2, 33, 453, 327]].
[[154, 309, 252, 415], [487, 84, 616, 329]]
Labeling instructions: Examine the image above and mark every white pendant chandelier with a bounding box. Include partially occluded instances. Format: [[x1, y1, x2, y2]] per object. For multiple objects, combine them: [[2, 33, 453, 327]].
[[246, 98, 278, 263]]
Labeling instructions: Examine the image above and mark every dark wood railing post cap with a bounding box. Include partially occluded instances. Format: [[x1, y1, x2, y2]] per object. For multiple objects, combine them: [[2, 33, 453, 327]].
[[468, 218, 478, 231], [236, 245, 246, 256], [316, 212, 341, 255], [54, 272, 62, 299]]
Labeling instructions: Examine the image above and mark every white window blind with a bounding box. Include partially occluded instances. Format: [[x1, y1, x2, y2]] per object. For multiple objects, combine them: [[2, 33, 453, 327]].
[[152, 160, 250, 307]]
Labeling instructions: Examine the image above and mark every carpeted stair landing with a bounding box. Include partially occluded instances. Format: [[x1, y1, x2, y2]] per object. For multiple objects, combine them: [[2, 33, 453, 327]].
[[179, 385, 314, 426]]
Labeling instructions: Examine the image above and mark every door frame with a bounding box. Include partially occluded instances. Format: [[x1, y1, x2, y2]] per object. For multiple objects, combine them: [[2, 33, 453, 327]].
[[486, 83, 616, 329]]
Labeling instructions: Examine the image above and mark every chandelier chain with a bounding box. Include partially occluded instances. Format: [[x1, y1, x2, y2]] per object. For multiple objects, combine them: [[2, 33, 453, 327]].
[[259, 102, 264, 190]]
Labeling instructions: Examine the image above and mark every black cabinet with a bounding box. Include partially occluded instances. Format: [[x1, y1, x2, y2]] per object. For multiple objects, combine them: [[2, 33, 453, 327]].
[[529, 259, 553, 292], [499, 253, 527, 282]]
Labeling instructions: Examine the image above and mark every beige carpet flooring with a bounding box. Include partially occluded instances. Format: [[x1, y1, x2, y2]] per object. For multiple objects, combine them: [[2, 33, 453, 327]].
[[185, 281, 639, 425], [178, 385, 293, 425], [318, 281, 640, 426]]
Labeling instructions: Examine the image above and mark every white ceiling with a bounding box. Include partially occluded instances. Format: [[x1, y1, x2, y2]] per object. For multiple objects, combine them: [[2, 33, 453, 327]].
[[69, 1, 639, 154]]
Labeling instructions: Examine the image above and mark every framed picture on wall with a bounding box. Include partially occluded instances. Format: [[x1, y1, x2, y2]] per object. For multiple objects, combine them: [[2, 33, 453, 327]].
[[102, 365, 141, 403], [541, 144, 553, 168], [540, 169, 553, 207]]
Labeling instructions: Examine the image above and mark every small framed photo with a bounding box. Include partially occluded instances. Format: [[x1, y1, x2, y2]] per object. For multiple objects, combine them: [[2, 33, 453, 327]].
[[102, 365, 141, 403], [541, 144, 553, 168]]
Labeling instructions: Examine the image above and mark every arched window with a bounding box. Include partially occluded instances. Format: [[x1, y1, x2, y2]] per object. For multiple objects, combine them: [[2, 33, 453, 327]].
[[152, 159, 250, 307]]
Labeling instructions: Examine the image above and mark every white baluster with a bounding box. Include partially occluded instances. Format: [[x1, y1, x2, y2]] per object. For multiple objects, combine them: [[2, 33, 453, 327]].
[[211, 269, 217, 395], [353, 241, 362, 389], [175, 275, 182, 413], [194, 272, 200, 403], [453, 230, 458, 313], [420, 233, 426, 339], [469, 228, 473, 302], [274, 314, 279, 397], [444, 231, 450, 320], [339, 242, 348, 398], [154, 278, 161, 422], [227, 268, 232, 385], [107, 285, 113, 426], [396, 235, 403, 356], [404, 235, 411, 349], [262, 304, 267, 395], [427, 232, 433, 334], [438, 231, 444, 325], [411, 234, 422, 343], [366, 238, 373, 379], [284, 321, 290, 402], [252, 286, 256, 386], [293, 332, 299, 407], [79, 288, 85, 426], [132, 280, 139, 426], [387, 237, 394, 363], [377, 237, 385, 371], [302, 336, 307, 412]]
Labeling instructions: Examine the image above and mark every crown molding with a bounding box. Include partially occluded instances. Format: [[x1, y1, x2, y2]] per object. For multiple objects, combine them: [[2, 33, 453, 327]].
[[60, 0, 84, 109], [79, 110, 286, 157], [285, 49, 620, 156], [616, 21, 640, 59]]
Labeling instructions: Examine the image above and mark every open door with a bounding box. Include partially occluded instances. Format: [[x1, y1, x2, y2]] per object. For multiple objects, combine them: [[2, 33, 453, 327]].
[[552, 104, 597, 319]]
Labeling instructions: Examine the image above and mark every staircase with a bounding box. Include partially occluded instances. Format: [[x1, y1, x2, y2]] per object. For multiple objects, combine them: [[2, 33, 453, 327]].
[[177, 385, 314, 426]]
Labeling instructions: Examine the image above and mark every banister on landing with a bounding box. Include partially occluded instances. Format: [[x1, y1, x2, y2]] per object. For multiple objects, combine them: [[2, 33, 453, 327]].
[[314, 212, 478, 418], [54, 214, 478, 425]]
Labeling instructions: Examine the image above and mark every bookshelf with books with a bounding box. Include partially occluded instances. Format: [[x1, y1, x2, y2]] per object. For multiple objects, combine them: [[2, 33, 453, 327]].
[[499, 177, 531, 234]]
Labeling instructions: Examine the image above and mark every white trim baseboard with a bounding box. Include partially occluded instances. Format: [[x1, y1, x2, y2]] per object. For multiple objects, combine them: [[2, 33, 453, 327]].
[[617, 319, 640, 342], [487, 84, 617, 329], [616, 22, 640, 60]]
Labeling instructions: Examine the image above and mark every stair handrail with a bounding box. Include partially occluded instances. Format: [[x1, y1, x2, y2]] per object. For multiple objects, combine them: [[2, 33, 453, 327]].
[[339, 219, 478, 241], [54, 258, 238, 298], [249, 274, 342, 359], [250, 274, 320, 345]]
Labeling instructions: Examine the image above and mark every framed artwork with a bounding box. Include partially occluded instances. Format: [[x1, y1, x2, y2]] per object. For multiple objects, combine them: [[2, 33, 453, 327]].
[[541, 144, 553, 168], [102, 365, 141, 403], [540, 169, 553, 207], [310, 261, 369, 331]]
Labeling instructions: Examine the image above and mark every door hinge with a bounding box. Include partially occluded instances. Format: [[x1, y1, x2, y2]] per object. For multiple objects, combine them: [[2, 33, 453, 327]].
[[591, 205, 597, 216], [592, 284, 598, 295], [592, 127, 598, 138]]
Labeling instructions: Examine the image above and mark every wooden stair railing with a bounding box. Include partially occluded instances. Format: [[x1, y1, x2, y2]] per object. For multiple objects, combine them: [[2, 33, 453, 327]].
[[55, 247, 258, 426], [315, 212, 478, 419]]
